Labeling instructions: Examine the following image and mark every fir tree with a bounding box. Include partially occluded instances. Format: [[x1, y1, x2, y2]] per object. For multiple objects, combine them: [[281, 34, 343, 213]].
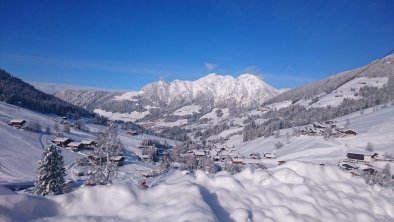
[[34, 145, 66, 196]]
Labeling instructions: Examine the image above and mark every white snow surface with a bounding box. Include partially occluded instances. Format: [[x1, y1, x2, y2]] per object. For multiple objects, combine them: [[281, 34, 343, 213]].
[[156, 119, 188, 127], [113, 91, 143, 101], [265, 100, 293, 111], [172, 105, 202, 116], [1, 162, 393, 222], [94, 109, 149, 122], [312, 77, 388, 108], [200, 108, 230, 125]]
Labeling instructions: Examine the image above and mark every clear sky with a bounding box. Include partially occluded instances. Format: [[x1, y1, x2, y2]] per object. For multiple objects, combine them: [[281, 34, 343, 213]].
[[1, 0, 394, 90]]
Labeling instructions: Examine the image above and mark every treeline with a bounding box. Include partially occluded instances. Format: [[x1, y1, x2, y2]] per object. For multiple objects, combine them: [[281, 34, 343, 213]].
[[0, 69, 92, 118]]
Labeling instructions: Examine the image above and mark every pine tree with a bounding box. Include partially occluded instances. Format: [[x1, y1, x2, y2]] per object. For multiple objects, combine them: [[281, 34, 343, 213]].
[[88, 122, 124, 185], [34, 145, 66, 196]]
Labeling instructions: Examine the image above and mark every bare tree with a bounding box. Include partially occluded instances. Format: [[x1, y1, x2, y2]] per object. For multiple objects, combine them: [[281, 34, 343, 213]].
[[88, 122, 124, 185]]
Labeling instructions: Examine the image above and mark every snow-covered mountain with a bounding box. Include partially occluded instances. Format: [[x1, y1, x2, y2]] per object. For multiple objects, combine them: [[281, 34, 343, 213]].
[[54, 73, 280, 122], [140, 73, 279, 106]]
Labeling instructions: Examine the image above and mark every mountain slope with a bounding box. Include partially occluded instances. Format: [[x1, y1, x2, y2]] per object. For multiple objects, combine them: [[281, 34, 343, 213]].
[[0, 69, 92, 117], [141, 73, 279, 107], [264, 54, 394, 106]]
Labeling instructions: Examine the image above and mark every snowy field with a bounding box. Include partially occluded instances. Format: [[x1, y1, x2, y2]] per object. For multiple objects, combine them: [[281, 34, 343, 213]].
[[224, 103, 394, 166], [172, 105, 202, 116], [93, 108, 150, 122], [311, 77, 388, 108], [0, 161, 393, 221], [113, 91, 143, 101]]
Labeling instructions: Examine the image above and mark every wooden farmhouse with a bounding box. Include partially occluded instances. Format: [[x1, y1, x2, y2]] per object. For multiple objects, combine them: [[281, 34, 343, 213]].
[[249, 153, 261, 159], [127, 131, 139, 136], [52, 137, 72, 147], [264, 152, 276, 159], [68, 142, 83, 152], [81, 139, 96, 149], [341, 129, 357, 136], [109, 156, 125, 166], [347, 151, 378, 164], [231, 156, 244, 164], [8, 119, 26, 128]]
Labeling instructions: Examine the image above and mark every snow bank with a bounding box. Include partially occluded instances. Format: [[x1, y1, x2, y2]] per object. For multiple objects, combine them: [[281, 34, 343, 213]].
[[1, 162, 393, 221]]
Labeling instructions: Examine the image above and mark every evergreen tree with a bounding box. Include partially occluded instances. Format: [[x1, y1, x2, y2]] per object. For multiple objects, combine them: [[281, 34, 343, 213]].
[[34, 145, 66, 196]]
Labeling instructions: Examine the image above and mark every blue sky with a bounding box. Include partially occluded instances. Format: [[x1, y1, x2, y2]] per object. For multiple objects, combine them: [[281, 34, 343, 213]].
[[1, 0, 394, 90]]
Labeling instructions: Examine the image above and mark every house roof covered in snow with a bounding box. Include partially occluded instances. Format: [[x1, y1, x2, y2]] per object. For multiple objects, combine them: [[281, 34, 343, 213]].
[[52, 137, 71, 143], [9, 119, 26, 124], [81, 140, 95, 145], [68, 142, 82, 147]]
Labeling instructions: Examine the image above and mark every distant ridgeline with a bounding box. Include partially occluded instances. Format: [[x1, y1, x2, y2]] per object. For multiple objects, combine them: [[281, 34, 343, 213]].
[[0, 69, 93, 118]]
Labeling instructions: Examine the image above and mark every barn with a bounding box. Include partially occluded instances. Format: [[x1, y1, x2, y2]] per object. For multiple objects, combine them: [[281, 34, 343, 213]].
[[109, 156, 125, 166], [347, 151, 378, 163], [68, 142, 83, 152], [81, 139, 96, 149], [8, 119, 26, 128], [341, 129, 357, 136], [52, 137, 72, 147]]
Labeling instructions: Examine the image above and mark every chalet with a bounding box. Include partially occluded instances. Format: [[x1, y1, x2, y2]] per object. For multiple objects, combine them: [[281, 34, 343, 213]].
[[232, 158, 244, 165], [264, 152, 276, 159], [249, 153, 261, 159], [109, 156, 125, 166], [277, 160, 286, 165], [68, 142, 83, 152], [340, 163, 358, 170], [191, 149, 206, 157], [347, 151, 378, 163], [363, 168, 377, 175], [127, 131, 139, 136], [52, 137, 72, 147], [341, 129, 357, 136], [313, 122, 326, 129], [8, 119, 26, 128], [81, 139, 96, 149]]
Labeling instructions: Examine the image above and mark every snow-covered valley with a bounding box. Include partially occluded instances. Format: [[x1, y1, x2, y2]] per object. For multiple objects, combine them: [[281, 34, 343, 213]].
[[1, 100, 394, 221]]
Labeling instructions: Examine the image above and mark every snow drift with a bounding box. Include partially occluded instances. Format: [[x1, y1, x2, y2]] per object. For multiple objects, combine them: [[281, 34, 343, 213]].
[[1, 162, 393, 222]]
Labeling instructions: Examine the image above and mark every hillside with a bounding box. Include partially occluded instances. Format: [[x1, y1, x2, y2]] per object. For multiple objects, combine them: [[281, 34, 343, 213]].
[[0, 69, 92, 118], [264, 54, 394, 105]]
